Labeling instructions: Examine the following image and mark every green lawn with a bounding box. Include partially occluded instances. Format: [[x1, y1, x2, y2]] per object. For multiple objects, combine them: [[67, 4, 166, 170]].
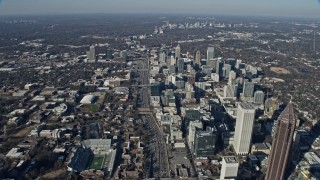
[[89, 155, 105, 170]]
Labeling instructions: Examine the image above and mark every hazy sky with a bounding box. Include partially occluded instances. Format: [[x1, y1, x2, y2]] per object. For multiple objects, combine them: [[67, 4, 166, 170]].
[[0, 0, 319, 18]]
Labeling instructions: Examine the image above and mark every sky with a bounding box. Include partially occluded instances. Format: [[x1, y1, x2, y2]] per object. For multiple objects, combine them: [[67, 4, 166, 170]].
[[0, 0, 319, 18]]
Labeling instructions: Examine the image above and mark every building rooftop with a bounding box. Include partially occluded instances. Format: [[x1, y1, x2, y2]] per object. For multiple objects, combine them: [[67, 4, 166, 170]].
[[223, 156, 238, 163], [239, 102, 255, 110]]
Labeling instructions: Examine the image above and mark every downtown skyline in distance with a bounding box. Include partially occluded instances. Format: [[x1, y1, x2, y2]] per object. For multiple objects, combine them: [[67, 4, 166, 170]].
[[0, 0, 319, 18]]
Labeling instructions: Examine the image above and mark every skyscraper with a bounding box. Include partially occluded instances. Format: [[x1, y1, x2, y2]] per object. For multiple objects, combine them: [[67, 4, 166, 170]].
[[175, 44, 181, 58], [265, 102, 296, 180], [233, 102, 256, 155], [220, 156, 239, 180], [177, 58, 184, 73], [87, 45, 96, 61], [243, 80, 254, 97], [228, 70, 237, 85], [159, 51, 167, 63], [194, 126, 218, 157], [195, 50, 201, 65], [254, 91, 265, 104], [105, 48, 112, 59], [207, 47, 215, 60]]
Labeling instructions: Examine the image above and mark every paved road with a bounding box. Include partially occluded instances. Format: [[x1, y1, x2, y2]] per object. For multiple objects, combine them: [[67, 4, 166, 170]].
[[134, 59, 170, 178]]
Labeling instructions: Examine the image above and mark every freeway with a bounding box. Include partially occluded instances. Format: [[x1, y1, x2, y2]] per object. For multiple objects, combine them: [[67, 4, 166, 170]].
[[133, 59, 170, 178]]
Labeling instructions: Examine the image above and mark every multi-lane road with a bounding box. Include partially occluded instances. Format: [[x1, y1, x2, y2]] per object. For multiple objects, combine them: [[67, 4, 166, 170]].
[[133, 59, 170, 178]]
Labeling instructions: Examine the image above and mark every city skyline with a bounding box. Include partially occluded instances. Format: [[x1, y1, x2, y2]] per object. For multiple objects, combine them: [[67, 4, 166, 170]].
[[0, 0, 319, 18]]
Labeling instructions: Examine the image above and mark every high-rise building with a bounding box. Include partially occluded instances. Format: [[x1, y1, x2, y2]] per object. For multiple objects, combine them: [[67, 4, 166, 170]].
[[224, 84, 238, 98], [195, 50, 201, 65], [119, 50, 127, 59], [105, 48, 112, 59], [159, 51, 167, 63], [188, 121, 203, 152], [233, 103, 256, 155], [207, 58, 217, 69], [175, 44, 181, 58], [242, 80, 255, 98], [222, 64, 232, 79], [220, 156, 239, 180], [226, 58, 236, 69], [87, 45, 96, 61], [228, 70, 237, 85], [177, 58, 184, 73], [194, 126, 218, 157], [265, 103, 296, 180], [254, 91, 265, 104], [216, 60, 223, 76], [207, 47, 215, 60]]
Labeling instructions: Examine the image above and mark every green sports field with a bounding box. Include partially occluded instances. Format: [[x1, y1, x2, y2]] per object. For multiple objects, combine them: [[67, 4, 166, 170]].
[[89, 155, 105, 170]]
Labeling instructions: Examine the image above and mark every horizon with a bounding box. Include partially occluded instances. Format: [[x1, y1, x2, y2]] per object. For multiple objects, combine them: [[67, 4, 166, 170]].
[[0, 0, 319, 18]]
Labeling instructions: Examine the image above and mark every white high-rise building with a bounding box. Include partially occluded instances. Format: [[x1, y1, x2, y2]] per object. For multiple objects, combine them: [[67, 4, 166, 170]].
[[87, 45, 96, 62], [233, 103, 255, 155], [224, 84, 238, 98], [228, 70, 237, 85], [220, 156, 239, 180], [188, 121, 203, 151], [175, 44, 181, 58], [207, 47, 215, 60]]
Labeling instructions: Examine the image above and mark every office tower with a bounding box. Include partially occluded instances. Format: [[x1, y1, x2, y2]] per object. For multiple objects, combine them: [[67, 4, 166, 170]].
[[226, 58, 236, 69], [105, 48, 112, 59], [194, 126, 218, 157], [233, 103, 256, 155], [254, 91, 265, 104], [202, 65, 212, 76], [220, 156, 239, 180], [236, 59, 242, 69], [175, 44, 181, 58], [216, 60, 223, 75], [169, 65, 176, 74], [243, 80, 255, 98], [166, 56, 176, 66], [119, 50, 127, 59], [265, 103, 296, 180], [151, 82, 161, 96], [222, 64, 232, 79], [224, 84, 238, 98], [195, 50, 201, 65], [207, 58, 217, 69], [159, 51, 167, 63], [207, 47, 215, 60], [87, 45, 96, 61], [188, 121, 203, 152], [177, 58, 184, 73], [228, 70, 237, 85]]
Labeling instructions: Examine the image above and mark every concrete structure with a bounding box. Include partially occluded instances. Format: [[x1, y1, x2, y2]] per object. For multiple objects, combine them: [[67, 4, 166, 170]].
[[254, 91, 265, 104], [194, 127, 217, 157], [233, 102, 256, 155], [265, 103, 297, 180], [195, 50, 201, 65], [177, 58, 184, 73], [207, 47, 215, 60], [188, 121, 203, 152], [87, 45, 96, 62], [220, 156, 239, 180], [175, 44, 181, 58]]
